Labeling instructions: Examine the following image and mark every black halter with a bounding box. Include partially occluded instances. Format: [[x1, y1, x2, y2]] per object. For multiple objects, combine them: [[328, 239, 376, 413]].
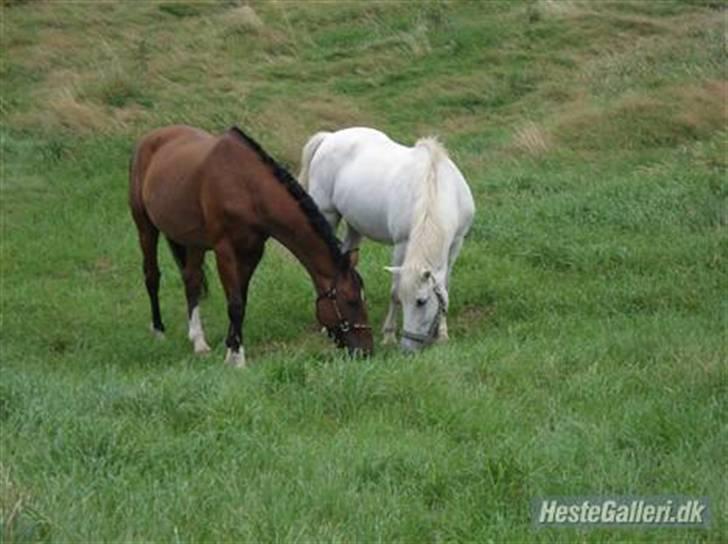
[[400, 279, 447, 346], [316, 274, 371, 346]]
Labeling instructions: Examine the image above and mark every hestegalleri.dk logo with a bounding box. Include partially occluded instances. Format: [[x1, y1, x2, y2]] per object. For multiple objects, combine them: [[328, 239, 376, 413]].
[[532, 496, 710, 528]]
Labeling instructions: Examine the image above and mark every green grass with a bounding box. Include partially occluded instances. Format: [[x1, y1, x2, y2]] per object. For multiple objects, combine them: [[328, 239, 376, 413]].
[[1, 1, 726, 542]]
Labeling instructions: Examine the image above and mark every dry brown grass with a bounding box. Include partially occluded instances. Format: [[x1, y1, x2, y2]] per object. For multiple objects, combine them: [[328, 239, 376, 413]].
[[112, 104, 150, 129], [0, 464, 48, 543], [551, 78, 727, 152], [12, 87, 108, 134], [225, 5, 265, 32], [580, 11, 723, 96], [299, 96, 378, 132], [535, 0, 583, 18], [511, 121, 552, 157], [355, 21, 432, 58], [672, 80, 728, 128], [7, 28, 79, 76], [12, 62, 152, 134], [248, 93, 379, 167]]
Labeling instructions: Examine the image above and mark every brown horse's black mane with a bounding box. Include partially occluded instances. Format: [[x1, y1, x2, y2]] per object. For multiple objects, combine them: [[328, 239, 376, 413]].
[[228, 126, 344, 266]]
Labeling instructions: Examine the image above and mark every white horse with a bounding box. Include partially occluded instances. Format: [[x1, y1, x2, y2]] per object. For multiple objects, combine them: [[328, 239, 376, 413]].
[[299, 127, 475, 351]]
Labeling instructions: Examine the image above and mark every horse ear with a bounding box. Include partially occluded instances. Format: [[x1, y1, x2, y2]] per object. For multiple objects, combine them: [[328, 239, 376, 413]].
[[384, 266, 403, 275]]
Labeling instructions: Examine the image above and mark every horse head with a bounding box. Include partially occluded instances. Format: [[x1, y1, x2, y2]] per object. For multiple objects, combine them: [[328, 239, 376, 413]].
[[386, 265, 448, 352], [316, 250, 374, 357]]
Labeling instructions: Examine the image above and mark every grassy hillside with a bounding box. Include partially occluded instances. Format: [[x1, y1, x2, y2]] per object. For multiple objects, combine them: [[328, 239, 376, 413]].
[[1, 1, 726, 542]]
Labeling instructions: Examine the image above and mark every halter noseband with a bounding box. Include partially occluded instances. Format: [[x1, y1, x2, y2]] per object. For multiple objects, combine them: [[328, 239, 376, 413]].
[[316, 276, 371, 346], [401, 279, 447, 346]]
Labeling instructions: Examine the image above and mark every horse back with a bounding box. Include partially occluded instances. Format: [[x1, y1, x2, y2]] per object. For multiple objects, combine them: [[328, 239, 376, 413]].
[[312, 127, 474, 244]]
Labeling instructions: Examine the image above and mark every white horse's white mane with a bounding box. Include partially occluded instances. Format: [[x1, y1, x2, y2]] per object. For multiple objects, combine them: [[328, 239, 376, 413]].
[[400, 136, 449, 293]]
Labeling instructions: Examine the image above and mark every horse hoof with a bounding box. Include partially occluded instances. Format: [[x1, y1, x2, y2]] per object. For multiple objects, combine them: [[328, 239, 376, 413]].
[[381, 333, 397, 345], [149, 324, 166, 340], [436, 334, 449, 344], [194, 340, 211, 355], [225, 348, 246, 368]]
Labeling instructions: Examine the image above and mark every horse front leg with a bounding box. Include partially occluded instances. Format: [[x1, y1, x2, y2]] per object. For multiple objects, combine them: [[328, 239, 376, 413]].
[[437, 236, 464, 343], [214, 241, 245, 367], [232, 244, 264, 367], [382, 242, 406, 345], [214, 240, 264, 368], [341, 223, 362, 254], [437, 315, 449, 343], [381, 285, 401, 345]]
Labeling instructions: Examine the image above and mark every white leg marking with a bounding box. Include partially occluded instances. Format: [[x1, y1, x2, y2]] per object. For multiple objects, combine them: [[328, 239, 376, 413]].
[[188, 306, 211, 354], [381, 294, 400, 345], [225, 347, 246, 368], [149, 323, 165, 340]]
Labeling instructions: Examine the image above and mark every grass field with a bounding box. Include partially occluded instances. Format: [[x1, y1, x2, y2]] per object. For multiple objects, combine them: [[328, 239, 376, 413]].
[[1, 0, 726, 541]]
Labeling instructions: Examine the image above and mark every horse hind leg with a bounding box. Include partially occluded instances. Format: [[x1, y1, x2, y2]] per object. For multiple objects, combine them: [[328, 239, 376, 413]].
[[322, 209, 341, 234], [132, 210, 165, 338], [171, 241, 211, 355], [342, 223, 362, 254]]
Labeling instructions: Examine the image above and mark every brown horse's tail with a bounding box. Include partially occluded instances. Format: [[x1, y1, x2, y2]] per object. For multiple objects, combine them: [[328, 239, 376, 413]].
[[128, 144, 142, 215], [166, 238, 209, 298], [298, 131, 330, 190], [129, 141, 154, 224]]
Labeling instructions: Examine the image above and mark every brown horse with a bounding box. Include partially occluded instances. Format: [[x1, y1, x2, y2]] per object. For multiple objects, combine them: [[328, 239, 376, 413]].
[[129, 125, 373, 366]]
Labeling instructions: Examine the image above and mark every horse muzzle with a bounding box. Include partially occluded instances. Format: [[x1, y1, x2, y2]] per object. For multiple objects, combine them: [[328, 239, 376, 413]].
[[400, 329, 437, 352], [400, 308, 443, 352], [327, 324, 373, 357]]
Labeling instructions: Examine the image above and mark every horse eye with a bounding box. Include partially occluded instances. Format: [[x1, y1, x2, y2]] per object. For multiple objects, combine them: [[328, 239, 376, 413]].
[[416, 297, 428, 307]]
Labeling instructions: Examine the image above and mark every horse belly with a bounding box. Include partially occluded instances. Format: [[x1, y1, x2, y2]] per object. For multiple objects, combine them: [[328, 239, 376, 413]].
[[143, 173, 209, 247], [334, 180, 394, 244]]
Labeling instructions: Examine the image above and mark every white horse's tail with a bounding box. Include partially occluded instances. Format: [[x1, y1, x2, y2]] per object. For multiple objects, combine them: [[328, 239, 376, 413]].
[[298, 131, 331, 189]]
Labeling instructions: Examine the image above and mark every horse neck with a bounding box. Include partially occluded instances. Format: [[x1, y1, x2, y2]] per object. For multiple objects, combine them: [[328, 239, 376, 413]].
[[222, 129, 342, 292], [403, 223, 449, 277], [264, 193, 341, 293]]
